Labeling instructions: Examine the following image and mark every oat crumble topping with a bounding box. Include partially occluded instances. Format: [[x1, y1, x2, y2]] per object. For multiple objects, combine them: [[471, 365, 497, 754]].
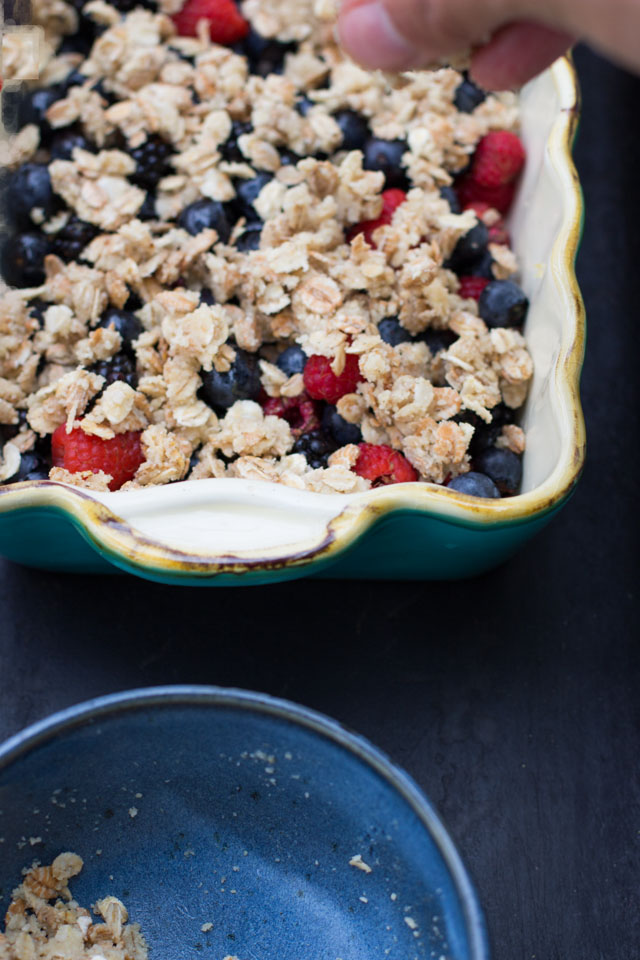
[[0, 0, 531, 495]]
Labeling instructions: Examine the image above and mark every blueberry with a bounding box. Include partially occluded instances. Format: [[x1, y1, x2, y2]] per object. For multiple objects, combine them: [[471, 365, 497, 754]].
[[276, 345, 306, 376], [8, 164, 55, 225], [240, 28, 296, 77], [233, 172, 273, 223], [378, 317, 411, 346], [63, 69, 88, 91], [440, 185, 461, 214], [296, 95, 314, 117], [474, 446, 522, 495], [23, 86, 65, 132], [478, 280, 529, 328], [293, 429, 337, 468], [445, 221, 490, 274], [200, 349, 261, 410], [278, 147, 300, 167], [447, 471, 500, 498], [200, 289, 216, 305], [50, 127, 94, 160], [177, 199, 232, 241], [130, 136, 173, 190], [10, 450, 51, 483], [334, 109, 370, 152], [417, 328, 457, 354], [464, 247, 494, 279], [363, 137, 408, 189], [27, 298, 48, 326], [321, 406, 362, 446], [97, 307, 143, 350], [1, 232, 51, 287], [219, 121, 253, 163], [235, 222, 263, 252], [468, 422, 502, 458], [51, 217, 99, 262], [137, 192, 157, 221], [91, 352, 138, 388], [0, 410, 27, 444], [454, 77, 487, 113]]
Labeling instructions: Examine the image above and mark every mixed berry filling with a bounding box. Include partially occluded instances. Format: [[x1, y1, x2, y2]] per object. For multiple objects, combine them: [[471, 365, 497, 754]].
[[0, 0, 530, 497]]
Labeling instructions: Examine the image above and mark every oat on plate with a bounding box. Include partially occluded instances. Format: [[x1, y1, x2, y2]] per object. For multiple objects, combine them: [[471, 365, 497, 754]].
[[0, 0, 531, 499]]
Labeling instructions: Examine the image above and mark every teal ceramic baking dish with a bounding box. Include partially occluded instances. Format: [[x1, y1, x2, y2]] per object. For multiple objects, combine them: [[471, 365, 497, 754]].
[[0, 58, 585, 584]]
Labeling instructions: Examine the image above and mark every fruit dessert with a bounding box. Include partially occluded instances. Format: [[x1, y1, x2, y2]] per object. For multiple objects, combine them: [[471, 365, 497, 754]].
[[0, 853, 148, 960], [0, 0, 532, 497]]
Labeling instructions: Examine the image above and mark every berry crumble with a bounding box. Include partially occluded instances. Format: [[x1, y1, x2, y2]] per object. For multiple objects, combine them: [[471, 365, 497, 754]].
[[0, 0, 532, 497]]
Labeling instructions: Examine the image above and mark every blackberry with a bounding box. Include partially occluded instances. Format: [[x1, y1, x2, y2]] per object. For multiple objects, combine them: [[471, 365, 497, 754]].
[[219, 121, 252, 163], [51, 218, 99, 263], [1, 232, 51, 287], [7, 164, 56, 226], [276, 345, 306, 376], [137, 192, 158, 221], [334, 109, 369, 152], [321, 405, 362, 446], [97, 307, 143, 350], [293, 429, 337, 468], [454, 77, 487, 113], [130, 136, 174, 190], [177, 199, 233, 241], [50, 127, 94, 161], [474, 447, 522, 495], [91, 353, 138, 388], [445, 221, 490, 274], [478, 280, 529, 328], [240, 28, 296, 77], [363, 137, 409, 189], [200, 349, 261, 410], [235, 223, 263, 252], [233, 172, 273, 222], [447, 471, 500, 498], [378, 316, 411, 346]]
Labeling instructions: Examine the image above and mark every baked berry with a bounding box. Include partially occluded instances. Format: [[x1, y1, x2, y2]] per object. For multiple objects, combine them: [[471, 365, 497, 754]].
[[51, 217, 99, 262], [63, 69, 88, 91], [201, 348, 261, 410], [303, 353, 363, 404], [172, 0, 250, 45], [474, 446, 522, 495], [276, 345, 306, 376], [417, 328, 457, 354], [23, 85, 65, 132], [200, 288, 216, 305], [296, 95, 314, 117], [0, 410, 27, 445], [471, 131, 525, 188], [478, 280, 528, 328], [51, 424, 144, 491], [50, 127, 94, 160], [445, 221, 490, 274], [27, 298, 48, 326], [458, 275, 490, 301], [354, 443, 418, 485], [440, 185, 461, 214], [334, 109, 370, 152], [130, 136, 174, 190], [240, 27, 296, 76], [219, 121, 252, 163], [278, 147, 300, 167], [293, 429, 337, 468], [177, 198, 232, 241], [11, 450, 51, 483], [233, 172, 273, 222], [347, 187, 407, 247], [457, 173, 516, 215], [1, 232, 51, 287], [447, 471, 500, 498], [235, 222, 262, 251], [97, 307, 143, 350], [378, 316, 411, 346], [8, 164, 55, 226], [467, 420, 502, 458], [137, 193, 158, 221], [454, 77, 487, 113], [322, 405, 362, 446], [91, 353, 138, 388], [363, 137, 408, 189], [263, 392, 320, 436]]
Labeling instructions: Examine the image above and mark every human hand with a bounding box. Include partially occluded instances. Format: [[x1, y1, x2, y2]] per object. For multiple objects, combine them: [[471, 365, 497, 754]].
[[338, 0, 640, 89]]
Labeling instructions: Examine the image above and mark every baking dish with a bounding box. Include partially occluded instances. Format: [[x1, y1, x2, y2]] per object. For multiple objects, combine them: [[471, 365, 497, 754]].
[[0, 56, 585, 584]]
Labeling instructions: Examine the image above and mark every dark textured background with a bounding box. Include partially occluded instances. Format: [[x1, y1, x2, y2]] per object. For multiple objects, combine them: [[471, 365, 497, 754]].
[[1, 46, 638, 960]]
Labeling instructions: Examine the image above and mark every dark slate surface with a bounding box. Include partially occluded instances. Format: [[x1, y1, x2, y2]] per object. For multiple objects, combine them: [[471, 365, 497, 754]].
[[0, 46, 638, 960]]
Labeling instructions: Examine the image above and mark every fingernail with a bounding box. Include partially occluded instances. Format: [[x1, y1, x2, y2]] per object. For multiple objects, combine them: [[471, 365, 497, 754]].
[[338, 1, 420, 70]]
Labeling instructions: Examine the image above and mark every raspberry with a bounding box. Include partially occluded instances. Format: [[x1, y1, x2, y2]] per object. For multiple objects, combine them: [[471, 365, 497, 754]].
[[303, 353, 363, 404], [353, 443, 418, 486], [457, 175, 516, 215], [346, 188, 407, 247], [471, 131, 525, 188], [172, 0, 249, 45], [458, 276, 490, 301], [262, 392, 321, 436], [51, 425, 144, 491]]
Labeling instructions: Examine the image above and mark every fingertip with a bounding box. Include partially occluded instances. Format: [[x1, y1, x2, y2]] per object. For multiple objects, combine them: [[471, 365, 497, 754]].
[[337, 0, 424, 70], [470, 21, 576, 90]]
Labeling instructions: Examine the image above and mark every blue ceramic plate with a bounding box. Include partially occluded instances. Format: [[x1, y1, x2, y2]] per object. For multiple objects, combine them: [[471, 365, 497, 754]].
[[0, 687, 488, 960]]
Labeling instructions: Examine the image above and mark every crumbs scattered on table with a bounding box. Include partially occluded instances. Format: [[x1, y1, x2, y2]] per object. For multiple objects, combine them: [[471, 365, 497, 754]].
[[349, 853, 373, 873]]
